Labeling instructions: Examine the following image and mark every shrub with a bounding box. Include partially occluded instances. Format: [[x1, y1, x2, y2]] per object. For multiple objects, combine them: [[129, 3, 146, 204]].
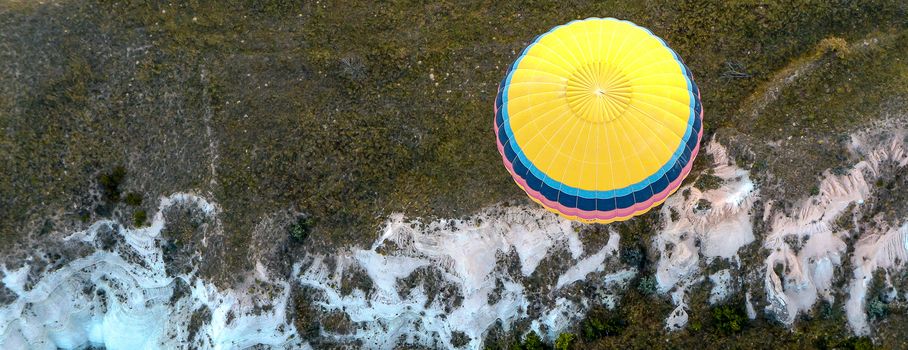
[[554, 333, 575, 350], [695, 173, 723, 191], [867, 270, 890, 321], [817, 37, 851, 59], [133, 210, 148, 227], [637, 275, 658, 296], [582, 312, 625, 340], [840, 336, 874, 350], [521, 331, 544, 350], [451, 331, 470, 348], [124, 192, 143, 206], [831, 165, 851, 176], [712, 304, 747, 334], [288, 215, 314, 242], [78, 209, 91, 223], [98, 166, 127, 202], [867, 299, 887, 320], [620, 245, 643, 267], [694, 199, 712, 212], [340, 55, 367, 82]]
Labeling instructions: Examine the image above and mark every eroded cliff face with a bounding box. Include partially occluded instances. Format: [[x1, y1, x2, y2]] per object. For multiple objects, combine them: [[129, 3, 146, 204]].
[[2, 124, 907, 349]]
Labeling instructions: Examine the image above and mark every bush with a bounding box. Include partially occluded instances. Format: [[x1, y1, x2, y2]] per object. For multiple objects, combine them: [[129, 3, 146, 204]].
[[712, 304, 747, 334], [124, 192, 143, 206], [867, 270, 890, 321], [831, 165, 851, 176], [867, 299, 888, 320], [620, 245, 643, 267], [695, 173, 723, 191], [521, 331, 544, 350], [637, 275, 658, 296], [840, 336, 874, 350], [554, 333, 575, 350], [98, 166, 127, 202], [288, 215, 314, 242], [817, 37, 851, 59], [451, 331, 470, 348], [694, 199, 712, 212], [78, 209, 91, 223], [582, 310, 626, 341], [133, 210, 148, 227]]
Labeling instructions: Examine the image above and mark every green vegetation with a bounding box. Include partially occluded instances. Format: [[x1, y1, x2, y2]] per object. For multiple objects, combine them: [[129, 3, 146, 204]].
[[694, 172, 723, 191], [517, 331, 545, 350], [98, 166, 127, 203], [637, 275, 658, 296], [694, 198, 712, 212], [123, 192, 143, 206], [863, 160, 908, 223], [580, 306, 628, 341], [554, 333, 575, 350], [451, 331, 470, 348], [186, 305, 212, 342], [78, 210, 91, 223], [290, 286, 321, 340], [711, 304, 747, 334], [339, 264, 374, 297], [866, 271, 891, 321], [868, 299, 888, 321], [288, 215, 313, 242], [616, 210, 661, 269], [733, 27, 908, 200], [133, 210, 147, 227]]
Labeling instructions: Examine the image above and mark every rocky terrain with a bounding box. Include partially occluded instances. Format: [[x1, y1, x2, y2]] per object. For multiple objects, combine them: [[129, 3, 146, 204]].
[[2, 1, 908, 349]]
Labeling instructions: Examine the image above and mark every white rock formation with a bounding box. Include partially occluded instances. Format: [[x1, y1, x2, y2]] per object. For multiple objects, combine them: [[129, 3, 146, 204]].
[[0, 194, 300, 350], [763, 128, 908, 328], [654, 139, 758, 329]]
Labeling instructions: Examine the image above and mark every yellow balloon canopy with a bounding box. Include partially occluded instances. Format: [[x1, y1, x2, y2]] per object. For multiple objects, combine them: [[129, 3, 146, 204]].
[[494, 18, 703, 223]]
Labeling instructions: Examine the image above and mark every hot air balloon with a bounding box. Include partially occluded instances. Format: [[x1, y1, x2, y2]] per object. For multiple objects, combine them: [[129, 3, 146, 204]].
[[494, 18, 703, 224]]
